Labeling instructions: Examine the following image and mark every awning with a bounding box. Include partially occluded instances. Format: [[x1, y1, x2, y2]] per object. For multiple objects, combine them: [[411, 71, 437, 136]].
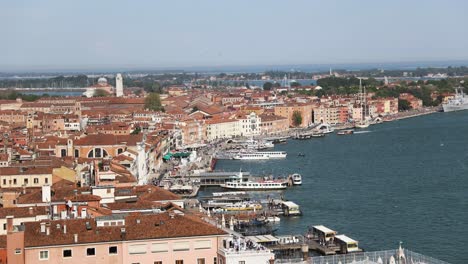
[[172, 152, 191, 158], [163, 153, 173, 160]]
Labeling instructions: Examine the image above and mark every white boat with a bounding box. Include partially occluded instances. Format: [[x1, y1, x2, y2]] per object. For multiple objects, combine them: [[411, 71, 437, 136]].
[[237, 138, 274, 150], [220, 172, 289, 190], [355, 122, 369, 129], [223, 202, 263, 211], [291, 173, 302, 185], [442, 86, 468, 112], [232, 151, 287, 160]]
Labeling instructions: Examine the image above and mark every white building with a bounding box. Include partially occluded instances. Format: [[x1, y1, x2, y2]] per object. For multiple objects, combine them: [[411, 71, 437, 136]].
[[238, 112, 261, 137], [206, 119, 240, 141], [116, 73, 123, 97]]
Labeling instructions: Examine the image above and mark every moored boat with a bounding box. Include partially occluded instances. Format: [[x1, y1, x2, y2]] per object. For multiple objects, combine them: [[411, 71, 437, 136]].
[[232, 151, 287, 160], [291, 173, 302, 185], [220, 172, 289, 190], [337, 129, 354, 135]]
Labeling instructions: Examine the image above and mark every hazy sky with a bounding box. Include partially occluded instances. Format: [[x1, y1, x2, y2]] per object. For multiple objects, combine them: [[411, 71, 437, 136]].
[[2, 0, 468, 70]]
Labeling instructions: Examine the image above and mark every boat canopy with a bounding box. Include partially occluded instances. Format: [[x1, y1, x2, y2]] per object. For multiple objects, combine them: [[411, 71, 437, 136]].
[[335, 234, 358, 244], [313, 225, 336, 235], [281, 201, 300, 208]]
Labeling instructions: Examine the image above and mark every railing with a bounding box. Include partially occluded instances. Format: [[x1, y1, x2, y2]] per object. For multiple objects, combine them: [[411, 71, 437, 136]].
[[275, 249, 451, 264]]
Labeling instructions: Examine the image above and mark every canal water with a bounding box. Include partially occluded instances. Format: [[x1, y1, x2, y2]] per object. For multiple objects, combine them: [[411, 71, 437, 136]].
[[211, 111, 468, 264]]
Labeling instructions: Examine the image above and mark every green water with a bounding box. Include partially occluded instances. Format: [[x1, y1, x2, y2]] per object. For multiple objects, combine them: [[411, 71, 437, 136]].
[[213, 112, 468, 263]]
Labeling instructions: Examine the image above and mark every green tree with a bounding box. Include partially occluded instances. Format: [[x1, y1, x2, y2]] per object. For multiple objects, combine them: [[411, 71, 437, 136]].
[[131, 126, 141, 135], [398, 99, 412, 111], [290, 81, 301, 88], [292, 110, 303, 127], [94, 89, 109, 97], [144, 93, 164, 111], [263, 82, 273, 91], [144, 82, 163, 93]]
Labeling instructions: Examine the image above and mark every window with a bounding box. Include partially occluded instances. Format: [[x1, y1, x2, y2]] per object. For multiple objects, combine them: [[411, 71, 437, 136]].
[[173, 242, 189, 251], [13, 179, 17, 185], [61, 149, 66, 157], [197, 258, 205, 264], [176, 260, 183, 264], [213, 257, 217, 264], [154, 262, 163, 264], [39, 250, 49, 260], [109, 246, 118, 255], [34, 178, 39, 184], [129, 244, 146, 254], [86, 248, 95, 256], [2, 224, 5, 230], [2, 179, 5, 185], [151, 242, 168, 253], [45, 178, 49, 184], [74, 149, 79, 158], [15, 248, 21, 254], [63, 249, 72, 258], [194, 240, 211, 250], [238, 262, 245, 264], [24, 178, 28, 185]]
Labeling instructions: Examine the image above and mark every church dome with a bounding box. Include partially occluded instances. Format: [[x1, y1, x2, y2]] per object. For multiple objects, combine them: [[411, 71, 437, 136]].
[[97, 77, 108, 85]]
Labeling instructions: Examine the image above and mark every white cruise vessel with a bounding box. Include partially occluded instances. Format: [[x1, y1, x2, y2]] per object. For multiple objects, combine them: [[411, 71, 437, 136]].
[[442, 87, 468, 112], [220, 172, 289, 190], [232, 151, 287, 160]]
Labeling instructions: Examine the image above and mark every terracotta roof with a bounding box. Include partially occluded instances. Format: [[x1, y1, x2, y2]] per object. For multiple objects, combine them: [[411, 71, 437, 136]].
[[23, 213, 226, 247], [0, 206, 48, 218], [73, 134, 143, 146], [0, 167, 53, 176]]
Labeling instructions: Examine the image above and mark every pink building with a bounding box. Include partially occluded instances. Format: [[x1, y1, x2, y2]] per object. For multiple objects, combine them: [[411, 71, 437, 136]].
[[9, 212, 227, 264]]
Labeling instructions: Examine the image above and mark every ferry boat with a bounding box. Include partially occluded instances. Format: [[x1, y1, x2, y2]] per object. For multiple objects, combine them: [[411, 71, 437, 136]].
[[442, 86, 468, 112], [291, 173, 302, 185], [337, 129, 354, 135], [241, 138, 274, 150], [232, 151, 287, 160], [223, 202, 263, 211], [220, 172, 289, 190]]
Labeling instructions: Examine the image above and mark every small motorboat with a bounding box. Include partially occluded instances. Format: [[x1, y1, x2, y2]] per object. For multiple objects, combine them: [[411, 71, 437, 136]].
[[298, 153, 306, 157], [337, 129, 354, 135]]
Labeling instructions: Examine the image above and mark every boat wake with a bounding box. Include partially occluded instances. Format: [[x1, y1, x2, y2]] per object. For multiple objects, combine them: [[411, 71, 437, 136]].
[[354, 131, 372, 134]]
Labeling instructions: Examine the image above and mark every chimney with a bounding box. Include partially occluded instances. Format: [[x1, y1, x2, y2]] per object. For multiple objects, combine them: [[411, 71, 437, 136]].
[[74, 234, 78, 243], [40, 222, 46, 233], [6, 216, 13, 233], [120, 228, 126, 239], [28, 207, 33, 215], [46, 226, 50, 236], [63, 225, 67, 234]]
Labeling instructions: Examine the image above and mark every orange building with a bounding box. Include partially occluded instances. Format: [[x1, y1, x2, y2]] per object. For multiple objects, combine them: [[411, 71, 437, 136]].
[[274, 103, 313, 127]]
